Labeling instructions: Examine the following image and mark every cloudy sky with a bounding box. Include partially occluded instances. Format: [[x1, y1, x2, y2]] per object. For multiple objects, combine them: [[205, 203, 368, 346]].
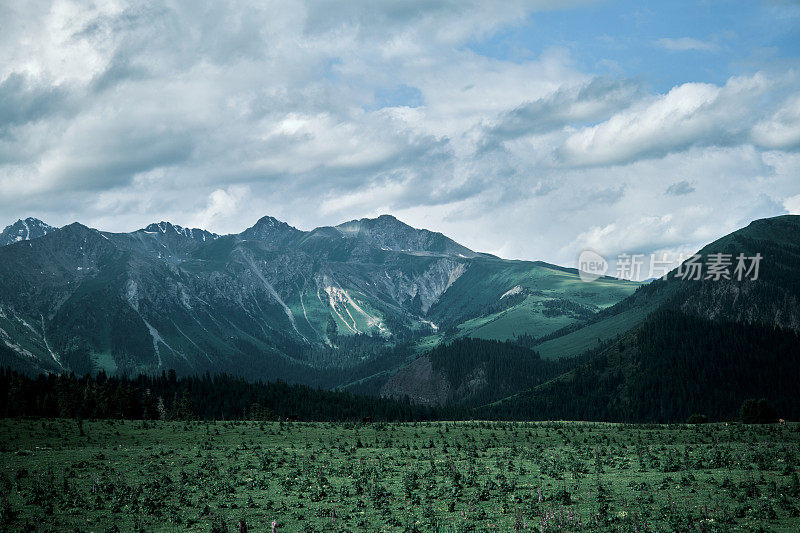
[[2, 0, 800, 271]]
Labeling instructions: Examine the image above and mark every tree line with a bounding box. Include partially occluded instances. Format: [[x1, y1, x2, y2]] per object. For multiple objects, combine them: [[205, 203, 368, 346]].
[[0, 367, 449, 421]]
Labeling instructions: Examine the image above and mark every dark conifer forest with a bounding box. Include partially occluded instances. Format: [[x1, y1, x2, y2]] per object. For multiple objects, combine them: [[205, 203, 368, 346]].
[[0, 367, 443, 422], [486, 310, 800, 423]]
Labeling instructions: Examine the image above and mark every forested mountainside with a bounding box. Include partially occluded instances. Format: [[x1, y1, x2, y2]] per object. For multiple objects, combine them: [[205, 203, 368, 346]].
[[486, 310, 800, 422]]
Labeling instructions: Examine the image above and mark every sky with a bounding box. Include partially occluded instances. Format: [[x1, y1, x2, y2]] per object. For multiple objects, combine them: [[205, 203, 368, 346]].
[[1, 0, 800, 273]]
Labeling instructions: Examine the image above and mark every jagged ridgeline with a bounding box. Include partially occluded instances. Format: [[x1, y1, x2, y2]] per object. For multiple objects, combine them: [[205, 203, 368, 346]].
[[0, 215, 638, 383]]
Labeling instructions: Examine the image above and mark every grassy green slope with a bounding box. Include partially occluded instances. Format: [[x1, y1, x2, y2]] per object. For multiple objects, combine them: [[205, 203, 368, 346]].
[[427, 258, 639, 342], [535, 297, 663, 359]]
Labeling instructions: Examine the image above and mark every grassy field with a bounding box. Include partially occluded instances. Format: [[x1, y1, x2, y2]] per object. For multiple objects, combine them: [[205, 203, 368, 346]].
[[1, 419, 799, 532]]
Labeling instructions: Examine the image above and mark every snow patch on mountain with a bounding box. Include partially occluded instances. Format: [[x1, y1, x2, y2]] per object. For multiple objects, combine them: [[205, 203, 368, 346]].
[[40, 315, 62, 368], [324, 285, 362, 334], [322, 280, 390, 337], [142, 319, 183, 367], [14, 314, 62, 367]]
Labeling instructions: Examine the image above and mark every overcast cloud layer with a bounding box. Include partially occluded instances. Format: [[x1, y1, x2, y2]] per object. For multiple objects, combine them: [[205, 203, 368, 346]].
[[1, 0, 799, 272]]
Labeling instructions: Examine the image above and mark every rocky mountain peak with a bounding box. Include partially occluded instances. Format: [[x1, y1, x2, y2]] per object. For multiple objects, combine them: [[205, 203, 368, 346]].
[[240, 215, 303, 244], [0, 217, 56, 246], [141, 221, 218, 241], [336, 214, 476, 257]]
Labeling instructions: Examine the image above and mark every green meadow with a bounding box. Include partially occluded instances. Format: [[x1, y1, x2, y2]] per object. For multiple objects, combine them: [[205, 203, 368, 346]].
[[1, 419, 798, 532]]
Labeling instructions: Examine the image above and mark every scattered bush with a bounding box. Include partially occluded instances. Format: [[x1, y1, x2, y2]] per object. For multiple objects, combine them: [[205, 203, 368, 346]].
[[687, 414, 708, 424], [740, 398, 777, 424]]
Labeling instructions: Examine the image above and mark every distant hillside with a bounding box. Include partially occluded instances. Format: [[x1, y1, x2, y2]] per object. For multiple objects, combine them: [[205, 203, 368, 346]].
[[534, 214, 800, 361]]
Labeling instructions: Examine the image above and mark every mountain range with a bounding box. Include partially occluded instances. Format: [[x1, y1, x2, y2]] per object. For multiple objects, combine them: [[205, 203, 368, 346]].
[[2, 212, 797, 421], [0, 214, 636, 382]]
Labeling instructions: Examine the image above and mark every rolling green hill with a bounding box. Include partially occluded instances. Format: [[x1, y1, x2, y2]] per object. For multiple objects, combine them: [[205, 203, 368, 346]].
[[427, 259, 638, 341]]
